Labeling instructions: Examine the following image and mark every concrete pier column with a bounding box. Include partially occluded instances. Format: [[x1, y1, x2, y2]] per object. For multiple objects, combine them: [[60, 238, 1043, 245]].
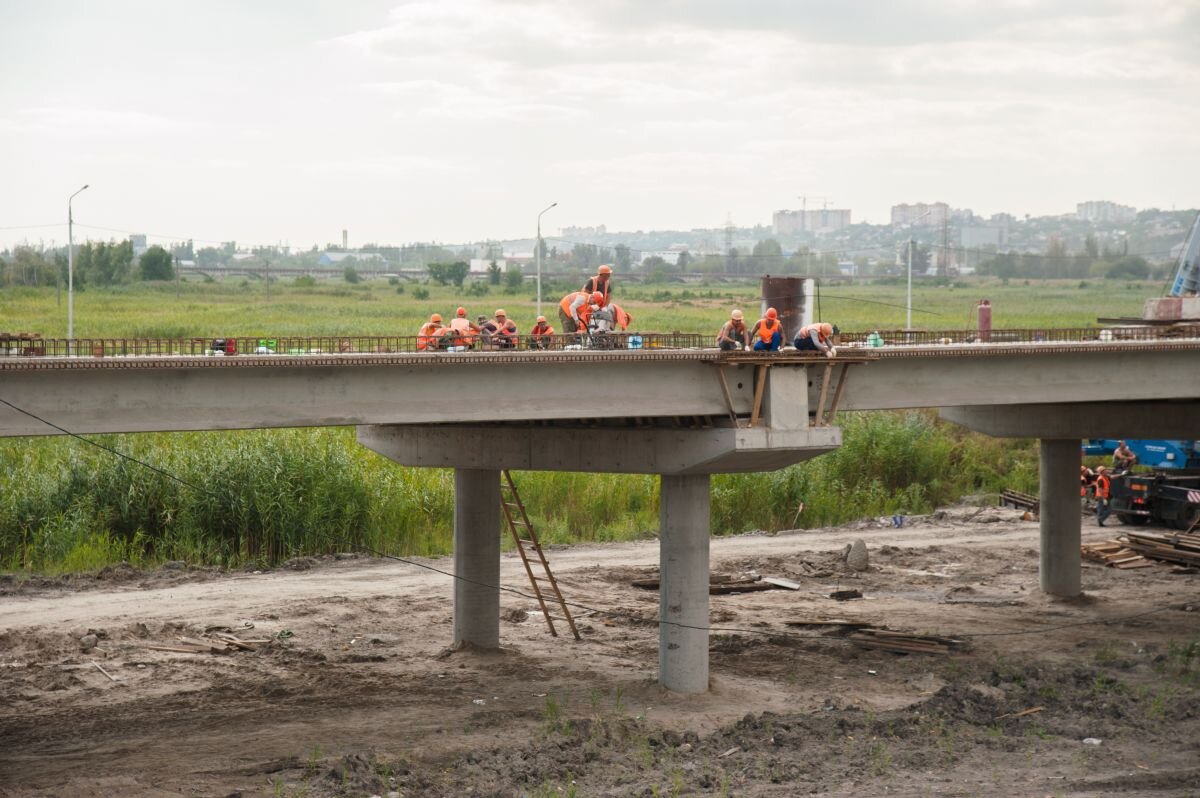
[[658, 474, 711, 693], [1039, 439, 1081, 597], [453, 468, 501, 647]]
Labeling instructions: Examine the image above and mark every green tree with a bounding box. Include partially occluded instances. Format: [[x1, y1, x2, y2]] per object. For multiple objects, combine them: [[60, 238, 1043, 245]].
[[427, 261, 470, 287], [343, 265, 360, 283], [504, 263, 524, 293], [677, 250, 691, 271], [138, 245, 175, 281], [487, 260, 502, 285]]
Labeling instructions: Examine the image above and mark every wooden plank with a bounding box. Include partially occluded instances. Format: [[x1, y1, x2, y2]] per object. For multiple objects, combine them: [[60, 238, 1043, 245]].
[[715, 367, 740, 427], [824, 363, 852, 424], [762, 577, 802, 590], [748, 365, 768, 428], [813, 363, 834, 427]]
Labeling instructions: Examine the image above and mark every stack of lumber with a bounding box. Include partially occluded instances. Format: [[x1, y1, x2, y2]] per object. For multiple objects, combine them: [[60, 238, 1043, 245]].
[[143, 633, 269, 654], [846, 628, 967, 656], [1081, 540, 1153, 569], [1000, 488, 1039, 514], [1121, 530, 1200, 567]]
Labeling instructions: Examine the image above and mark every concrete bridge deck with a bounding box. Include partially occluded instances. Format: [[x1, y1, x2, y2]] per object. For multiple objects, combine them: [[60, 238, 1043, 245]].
[[2, 332, 1197, 692]]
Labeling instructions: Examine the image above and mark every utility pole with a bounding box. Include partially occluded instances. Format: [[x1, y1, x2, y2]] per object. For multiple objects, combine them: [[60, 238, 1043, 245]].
[[536, 202, 557, 316], [67, 184, 89, 343]]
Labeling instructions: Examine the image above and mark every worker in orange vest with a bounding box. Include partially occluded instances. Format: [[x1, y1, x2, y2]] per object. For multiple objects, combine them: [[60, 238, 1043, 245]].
[[417, 313, 444, 351], [795, 322, 839, 357], [582, 264, 613, 304], [446, 306, 479, 348], [559, 290, 604, 334], [1094, 465, 1112, 526], [529, 315, 555, 349], [490, 309, 518, 349], [749, 307, 783, 351]]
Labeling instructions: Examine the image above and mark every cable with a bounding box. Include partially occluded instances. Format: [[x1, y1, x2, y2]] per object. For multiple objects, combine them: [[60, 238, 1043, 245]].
[[0, 397, 204, 493], [2, 395, 1189, 645], [0, 223, 65, 231]]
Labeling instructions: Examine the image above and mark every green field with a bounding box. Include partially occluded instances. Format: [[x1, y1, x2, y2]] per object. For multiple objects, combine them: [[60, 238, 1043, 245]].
[[0, 274, 1155, 340], [0, 275, 1149, 573]]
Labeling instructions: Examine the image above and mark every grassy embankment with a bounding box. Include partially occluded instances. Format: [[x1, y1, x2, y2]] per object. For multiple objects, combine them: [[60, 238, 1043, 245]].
[[0, 277, 1149, 572]]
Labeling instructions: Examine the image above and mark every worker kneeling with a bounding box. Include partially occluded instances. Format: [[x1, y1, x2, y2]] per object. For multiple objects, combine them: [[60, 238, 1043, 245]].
[[750, 307, 783, 351], [794, 322, 839, 358], [716, 309, 750, 350]]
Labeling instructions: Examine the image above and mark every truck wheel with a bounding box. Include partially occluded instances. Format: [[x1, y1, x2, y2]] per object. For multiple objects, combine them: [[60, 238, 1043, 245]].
[[1116, 513, 1149, 526], [1171, 506, 1200, 532]]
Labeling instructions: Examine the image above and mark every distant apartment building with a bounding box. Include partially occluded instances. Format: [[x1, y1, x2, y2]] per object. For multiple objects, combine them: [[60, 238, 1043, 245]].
[[890, 202, 949, 227], [130, 233, 149, 260], [772, 208, 851, 235], [1076, 201, 1136, 224], [561, 224, 607, 238]]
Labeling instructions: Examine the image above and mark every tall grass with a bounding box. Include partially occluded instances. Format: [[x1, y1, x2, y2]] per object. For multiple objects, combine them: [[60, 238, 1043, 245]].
[[0, 414, 1037, 573]]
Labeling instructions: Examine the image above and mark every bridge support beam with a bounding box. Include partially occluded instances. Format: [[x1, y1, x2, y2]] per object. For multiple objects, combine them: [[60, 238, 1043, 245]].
[[1039, 439, 1081, 597], [659, 473, 711, 693], [453, 468, 501, 648]]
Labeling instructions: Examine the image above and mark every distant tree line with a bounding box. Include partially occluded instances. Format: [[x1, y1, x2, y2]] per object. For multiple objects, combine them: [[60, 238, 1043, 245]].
[[0, 241, 175, 288]]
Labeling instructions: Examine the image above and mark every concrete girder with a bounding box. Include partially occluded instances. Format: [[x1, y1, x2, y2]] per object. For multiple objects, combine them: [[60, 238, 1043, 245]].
[[940, 402, 1200, 439], [357, 423, 840, 475]]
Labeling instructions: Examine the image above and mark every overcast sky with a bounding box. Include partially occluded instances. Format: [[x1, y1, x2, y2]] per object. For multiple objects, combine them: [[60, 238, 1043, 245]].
[[2, 0, 1198, 251]]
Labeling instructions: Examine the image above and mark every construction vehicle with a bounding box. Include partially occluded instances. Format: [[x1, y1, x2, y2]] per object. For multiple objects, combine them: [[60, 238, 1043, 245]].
[[1079, 213, 1200, 528], [1082, 440, 1200, 529]]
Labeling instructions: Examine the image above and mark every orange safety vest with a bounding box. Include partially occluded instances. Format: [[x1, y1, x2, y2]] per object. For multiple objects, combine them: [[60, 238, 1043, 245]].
[[757, 318, 781, 343], [560, 291, 589, 317], [1095, 474, 1111, 500], [798, 324, 827, 344], [583, 276, 611, 303], [531, 323, 554, 337], [417, 322, 441, 350]]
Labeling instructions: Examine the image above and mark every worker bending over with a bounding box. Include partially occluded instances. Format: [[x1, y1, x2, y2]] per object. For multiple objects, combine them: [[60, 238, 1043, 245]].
[[529, 315, 555, 349], [795, 322, 838, 357], [716, 309, 750, 351], [750, 307, 783, 351], [582, 264, 613, 304], [559, 290, 605, 334]]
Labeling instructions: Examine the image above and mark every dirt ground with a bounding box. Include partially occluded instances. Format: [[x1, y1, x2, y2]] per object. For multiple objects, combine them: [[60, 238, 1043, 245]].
[[1, 506, 1198, 797]]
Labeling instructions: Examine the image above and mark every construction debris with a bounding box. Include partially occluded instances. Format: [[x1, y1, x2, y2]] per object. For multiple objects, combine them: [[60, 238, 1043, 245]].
[[631, 574, 784, 594], [143, 633, 268, 655], [846, 628, 967, 656], [1000, 488, 1039, 515], [1081, 541, 1155, 569], [829, 589, 863, 601], [995, 706, 1044, 722], [1121, 530, 1200, 567]]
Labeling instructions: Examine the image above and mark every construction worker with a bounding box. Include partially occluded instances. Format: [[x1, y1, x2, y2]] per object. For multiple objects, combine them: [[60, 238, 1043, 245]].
[[795, 322, 839, 357], [417, 313, 444, 351], [559, 290, 604, 335], [716, 309, 750, 351], [1112, 441, 1138, 473], [491, 309, 518, 349], [1080, 465, 1096, 509], [529, 315, 555, 349], [749, 307, 783, 351], [1094, 465, 1112, 526], [446, 306, 479, 349], [582, 264, 614, 304]]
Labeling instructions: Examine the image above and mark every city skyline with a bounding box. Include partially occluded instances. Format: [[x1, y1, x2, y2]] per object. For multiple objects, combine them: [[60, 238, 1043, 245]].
[[2, 1, 1198, 251]]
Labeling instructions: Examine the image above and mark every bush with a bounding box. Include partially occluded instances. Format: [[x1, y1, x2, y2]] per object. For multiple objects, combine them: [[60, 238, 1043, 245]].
[[293, 275, 317, 288], [388, 276, 400, 286], [343, 266, 360, 284], [413, 287, 430, 300]]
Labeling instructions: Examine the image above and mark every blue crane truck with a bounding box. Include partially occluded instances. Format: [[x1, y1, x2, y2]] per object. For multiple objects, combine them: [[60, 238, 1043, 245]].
[[1080, 215, 1200, 530]]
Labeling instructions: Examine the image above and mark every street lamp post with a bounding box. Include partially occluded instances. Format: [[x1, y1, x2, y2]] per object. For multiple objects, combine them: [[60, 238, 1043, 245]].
[[67, 184, 89, 343], [906, 209, 933, 331], [536, 202, 557, 317]]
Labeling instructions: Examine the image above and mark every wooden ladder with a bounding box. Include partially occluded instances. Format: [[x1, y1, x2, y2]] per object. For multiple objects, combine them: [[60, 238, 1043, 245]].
[[499, 470, 581, 641]]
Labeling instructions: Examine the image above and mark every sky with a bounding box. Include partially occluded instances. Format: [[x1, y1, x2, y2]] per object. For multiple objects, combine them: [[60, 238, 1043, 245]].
[[2, 0, 1198, 251]]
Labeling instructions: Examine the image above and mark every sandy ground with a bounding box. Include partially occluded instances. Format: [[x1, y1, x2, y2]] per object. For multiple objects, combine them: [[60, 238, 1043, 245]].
[[1, 506, 1198, 797]]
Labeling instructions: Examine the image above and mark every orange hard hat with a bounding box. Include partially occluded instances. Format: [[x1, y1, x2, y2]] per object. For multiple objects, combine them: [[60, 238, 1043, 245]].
[[456, 307, 466, 317], [430, 313, 442, 323], [591, 291, 605, 305], [598, 264, 613, 275], [766, 307, 778, 319], [536, 315, 547, 323], [495, 309, 506, 317]]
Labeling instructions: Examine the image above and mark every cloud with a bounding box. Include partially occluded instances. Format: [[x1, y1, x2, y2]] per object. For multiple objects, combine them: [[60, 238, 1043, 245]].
[[1, 107, 188, 136]]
